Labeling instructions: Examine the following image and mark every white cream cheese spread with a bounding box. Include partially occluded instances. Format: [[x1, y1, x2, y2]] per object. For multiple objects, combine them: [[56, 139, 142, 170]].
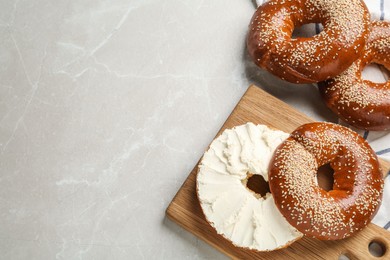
[[196, 123, 302, 251]]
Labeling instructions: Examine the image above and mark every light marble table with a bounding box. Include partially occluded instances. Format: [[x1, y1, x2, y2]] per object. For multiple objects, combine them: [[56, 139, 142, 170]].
[[0, 0, 337, 259]]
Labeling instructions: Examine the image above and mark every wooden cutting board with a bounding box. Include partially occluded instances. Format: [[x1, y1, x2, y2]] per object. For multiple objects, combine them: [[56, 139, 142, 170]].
[[166, 85, 390, 260]]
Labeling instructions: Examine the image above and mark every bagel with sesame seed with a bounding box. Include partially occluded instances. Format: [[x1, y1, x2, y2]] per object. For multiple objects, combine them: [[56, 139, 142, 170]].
[[247, 0, 370, 84], [319, 21, 390, 131], [268, 122, 384, 240]]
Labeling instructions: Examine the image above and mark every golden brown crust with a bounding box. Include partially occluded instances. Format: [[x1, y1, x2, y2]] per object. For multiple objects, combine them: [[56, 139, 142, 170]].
[[319, 21, 390, 131], [268, 122, 384, 240], [247, 0, 370, 84]]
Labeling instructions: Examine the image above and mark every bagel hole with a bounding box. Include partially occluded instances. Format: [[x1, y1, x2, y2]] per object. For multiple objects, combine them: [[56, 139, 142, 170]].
[[317, 163, 334, 192], [292, 23, 323, 39], [368, 239, 387, 257], [338, 252, 351, 260], [244, 174, 270, 198], [362, 63, 390, 83]]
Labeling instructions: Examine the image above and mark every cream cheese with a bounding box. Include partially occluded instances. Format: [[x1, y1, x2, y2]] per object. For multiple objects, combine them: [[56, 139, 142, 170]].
[[197, 123, 302, 251]]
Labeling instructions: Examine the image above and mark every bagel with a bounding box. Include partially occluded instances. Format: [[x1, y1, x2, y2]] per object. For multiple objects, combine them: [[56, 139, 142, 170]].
[[319, 21, 390, 130], [247, 0, 370, 83], [268, 122, 384, 240], [196, 123, 302, 251]]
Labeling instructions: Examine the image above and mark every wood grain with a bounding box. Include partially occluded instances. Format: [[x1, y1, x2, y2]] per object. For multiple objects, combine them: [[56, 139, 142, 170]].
[[166, 85, 390, 260]]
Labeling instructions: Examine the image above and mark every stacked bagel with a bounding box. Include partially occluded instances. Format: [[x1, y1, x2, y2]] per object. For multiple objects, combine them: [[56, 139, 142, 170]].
[[247, 0, 390, 131], [196, 0, 387, 253]]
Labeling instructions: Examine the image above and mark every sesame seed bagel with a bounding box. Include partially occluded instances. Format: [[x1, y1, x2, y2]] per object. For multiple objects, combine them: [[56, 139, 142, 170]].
[[268, 122, 384, 240], [319, 21, 390, 131], [247, 0, 370, 84]]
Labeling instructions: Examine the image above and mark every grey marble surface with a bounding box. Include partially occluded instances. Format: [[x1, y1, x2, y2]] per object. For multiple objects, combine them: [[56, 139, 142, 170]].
[[0, 0, 337, 259]]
